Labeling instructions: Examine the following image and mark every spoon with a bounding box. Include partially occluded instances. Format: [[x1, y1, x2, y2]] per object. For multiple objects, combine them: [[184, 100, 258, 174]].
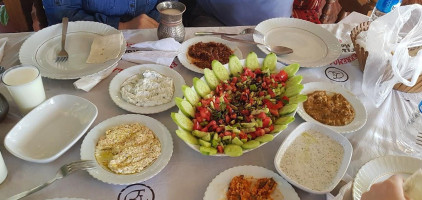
[[195, 28, 264, 37], [221, 35, 293, 56]]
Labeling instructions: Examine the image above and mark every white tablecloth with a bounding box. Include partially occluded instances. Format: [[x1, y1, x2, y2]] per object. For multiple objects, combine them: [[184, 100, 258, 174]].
[[0, 13, 420, 200]]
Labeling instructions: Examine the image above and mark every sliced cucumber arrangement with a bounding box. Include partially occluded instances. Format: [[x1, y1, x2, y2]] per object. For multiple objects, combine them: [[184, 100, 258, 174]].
[[212, 60, 230, 81], [193, 77, 211, 98], [245, 52, 259, 70], [229, 55, 243, 76], [171, 53, 306, 157], [182, 85, 200, 106], [262, 52, 277, 72], [204, 68, 219, 90]]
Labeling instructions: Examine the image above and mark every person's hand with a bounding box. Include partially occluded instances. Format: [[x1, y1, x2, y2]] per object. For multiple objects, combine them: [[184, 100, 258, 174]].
[[361, 175, 407, 200], [118, 14, 159, 30]]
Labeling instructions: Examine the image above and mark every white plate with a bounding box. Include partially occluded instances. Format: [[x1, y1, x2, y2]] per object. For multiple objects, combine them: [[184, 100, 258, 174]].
[[109, 64, 185, 114], [19, 21, 126, 79], [254, 18, 341, 68], [80, 114, 173, 185], [180, 58, 298, 156], [178, 36, 243, 74], [4, 94, 98, 163], [274, 122, 353, 194], [297, 82, 367, 134], [353, 155, 422, 200], [203, 165, 299, 200]]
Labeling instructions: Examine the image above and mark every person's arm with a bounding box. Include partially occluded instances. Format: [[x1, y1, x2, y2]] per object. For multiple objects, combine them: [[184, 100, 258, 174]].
[[42, 0, 120, 28], [118, 14, 158, 30], [361, 175, 407, 200]]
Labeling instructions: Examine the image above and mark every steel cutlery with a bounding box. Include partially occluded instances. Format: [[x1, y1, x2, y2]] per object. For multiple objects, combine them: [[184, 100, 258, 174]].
[[55, 17, 69, 63], [195, 28, 263, 38], [7, 160, 96, 200], [221, 35, 293, 56]]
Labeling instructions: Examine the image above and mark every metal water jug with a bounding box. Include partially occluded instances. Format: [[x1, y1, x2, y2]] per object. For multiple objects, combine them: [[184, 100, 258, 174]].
[[156, 1, 186, 43]]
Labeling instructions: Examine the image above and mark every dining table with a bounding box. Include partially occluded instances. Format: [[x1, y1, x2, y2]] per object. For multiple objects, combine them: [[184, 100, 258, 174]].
[[0, 12, 421, 200]]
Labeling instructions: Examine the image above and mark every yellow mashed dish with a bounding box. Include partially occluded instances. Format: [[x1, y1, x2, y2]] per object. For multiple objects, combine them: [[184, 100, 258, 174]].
[[95, 123, 161, 174], [303, 91, 355, 126]]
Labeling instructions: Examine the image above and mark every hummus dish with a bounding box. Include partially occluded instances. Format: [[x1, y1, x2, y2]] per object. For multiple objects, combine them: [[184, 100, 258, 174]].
[[95, 123, 161, 174], [120, 70, 174, 107], [303, 91, 355, 126]]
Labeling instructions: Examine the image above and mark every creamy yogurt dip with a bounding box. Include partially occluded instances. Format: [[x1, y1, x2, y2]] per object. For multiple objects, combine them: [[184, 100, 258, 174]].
[[279, 131, 344, 191], [120, 70, 174, 107]]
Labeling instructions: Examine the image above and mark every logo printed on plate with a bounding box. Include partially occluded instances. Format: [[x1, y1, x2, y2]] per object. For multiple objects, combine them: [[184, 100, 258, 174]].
[[118, 183, 155, 200], [325, 66, 349, 82]]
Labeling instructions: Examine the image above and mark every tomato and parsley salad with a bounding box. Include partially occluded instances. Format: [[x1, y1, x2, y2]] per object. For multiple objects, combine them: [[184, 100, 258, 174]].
[[193, 67, 290, 153], [172, 53, 306, 157]]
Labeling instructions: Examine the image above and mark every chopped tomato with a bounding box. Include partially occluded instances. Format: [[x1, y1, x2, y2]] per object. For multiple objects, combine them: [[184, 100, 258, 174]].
[[198, 107, 211, 121], [255, 128, 265, 136], [272, 70, 288, 82], [217, 145, 224, 153], [257, 112, 267, 119], [193, 119, 201, 130], [262, 117, 271, 128], [239, 131, 247, 139], [269, 108, 279, 117]]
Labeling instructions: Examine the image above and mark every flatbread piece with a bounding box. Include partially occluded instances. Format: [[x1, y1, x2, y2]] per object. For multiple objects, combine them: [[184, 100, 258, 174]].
[[86, 32, 123, 64]]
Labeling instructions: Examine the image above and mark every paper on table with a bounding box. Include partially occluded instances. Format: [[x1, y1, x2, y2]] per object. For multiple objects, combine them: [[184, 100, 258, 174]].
[[73, 62, 117, 92], [122, 38, 181, 66], [0, 37, 8, 63], [122, 51, 178, 67], [130, 37, 181, 51]]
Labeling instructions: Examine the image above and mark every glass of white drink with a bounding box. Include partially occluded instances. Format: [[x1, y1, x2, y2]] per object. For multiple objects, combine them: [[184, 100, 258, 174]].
[[1, 65, 46, 115]]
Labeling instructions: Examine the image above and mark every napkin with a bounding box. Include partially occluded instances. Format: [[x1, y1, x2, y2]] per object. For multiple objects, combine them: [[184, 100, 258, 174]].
[[73, 62, 117, 92], [130, 37, 181, 51], [122, 51, 179, 66], [0, 37, 8, 63], [122, 38, 181, 66]]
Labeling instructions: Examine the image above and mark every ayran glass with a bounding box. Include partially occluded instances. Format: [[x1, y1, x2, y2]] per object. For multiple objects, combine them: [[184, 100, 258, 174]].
[[1, 64, 46, 115]]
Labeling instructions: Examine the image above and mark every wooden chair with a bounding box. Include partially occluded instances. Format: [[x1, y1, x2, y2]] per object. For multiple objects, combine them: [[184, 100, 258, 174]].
[[3, 0, 48, 32]]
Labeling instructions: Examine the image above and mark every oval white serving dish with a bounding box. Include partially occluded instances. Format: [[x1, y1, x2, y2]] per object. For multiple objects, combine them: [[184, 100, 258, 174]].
[[4, 94, 98, 163]]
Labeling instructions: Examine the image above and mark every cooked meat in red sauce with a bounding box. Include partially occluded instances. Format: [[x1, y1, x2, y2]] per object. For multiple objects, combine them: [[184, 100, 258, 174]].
[[187, 42, 233, 69], [226, 175, 278, 200]]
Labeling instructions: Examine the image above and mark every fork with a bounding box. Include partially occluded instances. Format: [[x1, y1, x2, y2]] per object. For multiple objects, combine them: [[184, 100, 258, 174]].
[[417, 132, 422, 146], [55, 17, 69, 63], [195, 28, 263, 38], [7, 160, 96, 200]]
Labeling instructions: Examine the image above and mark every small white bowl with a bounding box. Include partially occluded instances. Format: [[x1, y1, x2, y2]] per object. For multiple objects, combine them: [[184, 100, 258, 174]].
[[274, 122, 352, 194], [4, 94, 98, 163]]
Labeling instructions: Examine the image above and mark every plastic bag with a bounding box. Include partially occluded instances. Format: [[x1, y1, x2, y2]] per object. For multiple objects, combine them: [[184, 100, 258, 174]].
[[362, 4, 422, 107]]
